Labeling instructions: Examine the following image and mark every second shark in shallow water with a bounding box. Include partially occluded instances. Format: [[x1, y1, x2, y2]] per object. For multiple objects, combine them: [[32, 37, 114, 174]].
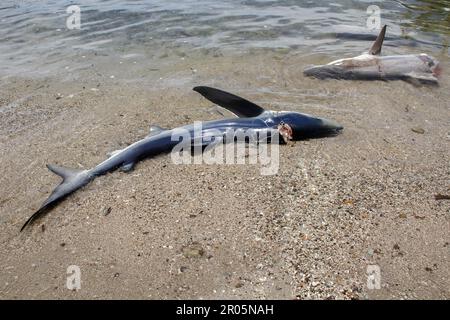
[[20, 86, 342, 231], [304, 25, 441, 85]]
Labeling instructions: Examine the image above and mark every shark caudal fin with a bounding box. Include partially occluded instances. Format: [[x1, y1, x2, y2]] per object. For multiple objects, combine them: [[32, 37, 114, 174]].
[[20, 164, 92, 232], [368, 25, 387, 55]]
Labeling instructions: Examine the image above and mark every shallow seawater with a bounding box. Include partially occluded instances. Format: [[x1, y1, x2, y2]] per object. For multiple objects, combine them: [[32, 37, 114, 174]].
[[0, 0, 449, 81]]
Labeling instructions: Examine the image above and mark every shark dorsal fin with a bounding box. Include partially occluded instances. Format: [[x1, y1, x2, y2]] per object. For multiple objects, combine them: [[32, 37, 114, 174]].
[[193, 86, 265, 118], [368, 25, 387, 55]]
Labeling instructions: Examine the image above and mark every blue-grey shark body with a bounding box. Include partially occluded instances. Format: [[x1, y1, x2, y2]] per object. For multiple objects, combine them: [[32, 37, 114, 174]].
[[20, 86, 342, 231], [304, 25, 441, 85]]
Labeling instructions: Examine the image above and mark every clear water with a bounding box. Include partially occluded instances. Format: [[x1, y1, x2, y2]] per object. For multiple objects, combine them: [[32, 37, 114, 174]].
[[0, 0, 448, 78]]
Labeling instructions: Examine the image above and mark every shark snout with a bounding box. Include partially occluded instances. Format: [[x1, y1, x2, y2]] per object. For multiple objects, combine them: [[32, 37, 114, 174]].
[[321, 118, 343, 132]]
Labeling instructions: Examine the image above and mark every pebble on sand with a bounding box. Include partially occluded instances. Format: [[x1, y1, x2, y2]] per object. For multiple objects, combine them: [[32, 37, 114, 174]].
[[411, 127, 425, 134]]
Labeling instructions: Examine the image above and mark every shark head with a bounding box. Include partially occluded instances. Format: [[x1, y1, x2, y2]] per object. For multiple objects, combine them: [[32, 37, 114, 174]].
[[193, 86, 343, 140], [418, 54, 442, 78], [274, 111, 343, 140]]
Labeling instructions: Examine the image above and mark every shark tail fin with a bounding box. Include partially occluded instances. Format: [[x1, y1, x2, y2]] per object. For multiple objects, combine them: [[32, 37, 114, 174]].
[[368, 25, 387, 55], [20, 164, 92, 232], [47, 164, 83, 180]]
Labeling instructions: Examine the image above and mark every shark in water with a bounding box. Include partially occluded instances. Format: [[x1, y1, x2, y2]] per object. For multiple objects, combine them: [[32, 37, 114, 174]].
[[304, 25, 441, 85]]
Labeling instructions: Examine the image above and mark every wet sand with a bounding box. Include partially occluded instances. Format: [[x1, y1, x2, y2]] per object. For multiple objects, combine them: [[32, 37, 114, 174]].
[[0, 50, 449, 299]]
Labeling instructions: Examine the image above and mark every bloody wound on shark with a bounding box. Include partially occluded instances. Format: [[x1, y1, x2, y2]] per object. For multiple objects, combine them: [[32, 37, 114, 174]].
[[20, 87, 343, 231]]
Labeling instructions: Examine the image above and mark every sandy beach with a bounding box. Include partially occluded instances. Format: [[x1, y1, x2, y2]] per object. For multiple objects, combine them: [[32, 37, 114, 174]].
[[0, 48, 448, 299]]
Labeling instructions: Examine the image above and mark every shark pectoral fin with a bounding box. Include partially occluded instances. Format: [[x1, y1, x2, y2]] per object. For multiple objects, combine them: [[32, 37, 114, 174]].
[[193, 86, 266, 118], [107, 149, 123, 158], [120, 161, 135, 172], [368, 25, 387, 55], [147, 125, 166, 138]]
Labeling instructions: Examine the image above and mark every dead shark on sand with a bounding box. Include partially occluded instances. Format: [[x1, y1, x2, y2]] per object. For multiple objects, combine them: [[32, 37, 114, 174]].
[[20, 86, 343, 231], [304, 25, 441, 85]]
